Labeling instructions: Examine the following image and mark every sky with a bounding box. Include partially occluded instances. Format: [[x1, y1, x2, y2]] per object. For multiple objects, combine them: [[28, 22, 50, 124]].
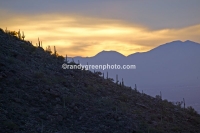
[[0, 0, 200, 57]]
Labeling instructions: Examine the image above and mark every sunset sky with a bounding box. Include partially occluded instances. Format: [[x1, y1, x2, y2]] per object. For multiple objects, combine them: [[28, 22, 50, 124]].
[[0, 0, 200, 57]]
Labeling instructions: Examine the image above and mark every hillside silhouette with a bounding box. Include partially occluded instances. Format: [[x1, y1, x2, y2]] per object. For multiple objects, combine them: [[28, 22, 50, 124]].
[[0, 28, 200, 133]]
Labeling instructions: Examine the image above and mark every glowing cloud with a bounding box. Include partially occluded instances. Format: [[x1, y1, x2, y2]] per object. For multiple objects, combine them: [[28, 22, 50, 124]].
[[0, 11, 200, 57]]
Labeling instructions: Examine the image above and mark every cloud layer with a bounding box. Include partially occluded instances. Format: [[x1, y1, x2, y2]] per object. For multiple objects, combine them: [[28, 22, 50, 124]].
[[1, 11, 200, 57]]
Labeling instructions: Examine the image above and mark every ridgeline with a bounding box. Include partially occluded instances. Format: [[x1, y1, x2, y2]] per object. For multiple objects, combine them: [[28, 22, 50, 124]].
[[0, 28, 200, 133]]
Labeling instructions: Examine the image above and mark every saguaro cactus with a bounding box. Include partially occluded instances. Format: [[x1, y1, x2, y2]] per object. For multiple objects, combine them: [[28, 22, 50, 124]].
[[22, 31, 25, 40], [64, 54, 68, 62], [18, 29, 21, 39], [38, 38, 40, 47], [41, 41, 43, 48], [116, 74, 119, 84], [5, 27, 8, 33], [134, 84, 137, 91], [160, 91, 162, 100], [54, 46, 57, 55], [119, 82, 122, 86], [183, 98, 185, 109], [106, 72, 108, 79], [47, 45, 51, 53]]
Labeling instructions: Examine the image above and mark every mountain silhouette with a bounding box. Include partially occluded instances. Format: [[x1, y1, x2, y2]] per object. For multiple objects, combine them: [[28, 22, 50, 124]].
[[69, 40, 200, 112], [70, 40, 200, 87]]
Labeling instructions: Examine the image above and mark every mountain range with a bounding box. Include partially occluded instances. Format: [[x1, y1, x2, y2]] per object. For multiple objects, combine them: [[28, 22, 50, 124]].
[[69, 40, 200, 112]]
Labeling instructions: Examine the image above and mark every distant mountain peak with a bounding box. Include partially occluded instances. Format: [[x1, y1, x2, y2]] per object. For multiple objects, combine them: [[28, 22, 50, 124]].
[[94, 50, 125, 57], [127, 40, 200, 57], [165, 40, 199, 45], [148, 40, 200, 53], [184, 40, 199, 44]]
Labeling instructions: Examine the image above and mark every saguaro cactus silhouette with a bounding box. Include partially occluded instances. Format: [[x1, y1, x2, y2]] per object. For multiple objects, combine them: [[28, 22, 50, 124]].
[[116, 74, 119, 84], [160, 91, 162, 100], [46, 45, 52, 53], [18, 29, 21, 40], [54, 46, 57, 55], [22, 31, 25, 40], [134, 84, 137, 91], [5, 27, 8, 33], [41, 41, 43, 48], [183, 98, 185, 109], [64, 54, 68, 63], [106, 72, 108, 79], [38, 38, 40, 47]]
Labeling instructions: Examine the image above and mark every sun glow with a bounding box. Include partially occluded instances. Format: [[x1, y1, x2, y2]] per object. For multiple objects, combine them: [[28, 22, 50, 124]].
[[1, 12, 200, 57]]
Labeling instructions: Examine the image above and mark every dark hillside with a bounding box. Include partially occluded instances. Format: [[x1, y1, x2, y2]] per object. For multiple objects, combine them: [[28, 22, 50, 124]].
[[0, 28, 200, 133]]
